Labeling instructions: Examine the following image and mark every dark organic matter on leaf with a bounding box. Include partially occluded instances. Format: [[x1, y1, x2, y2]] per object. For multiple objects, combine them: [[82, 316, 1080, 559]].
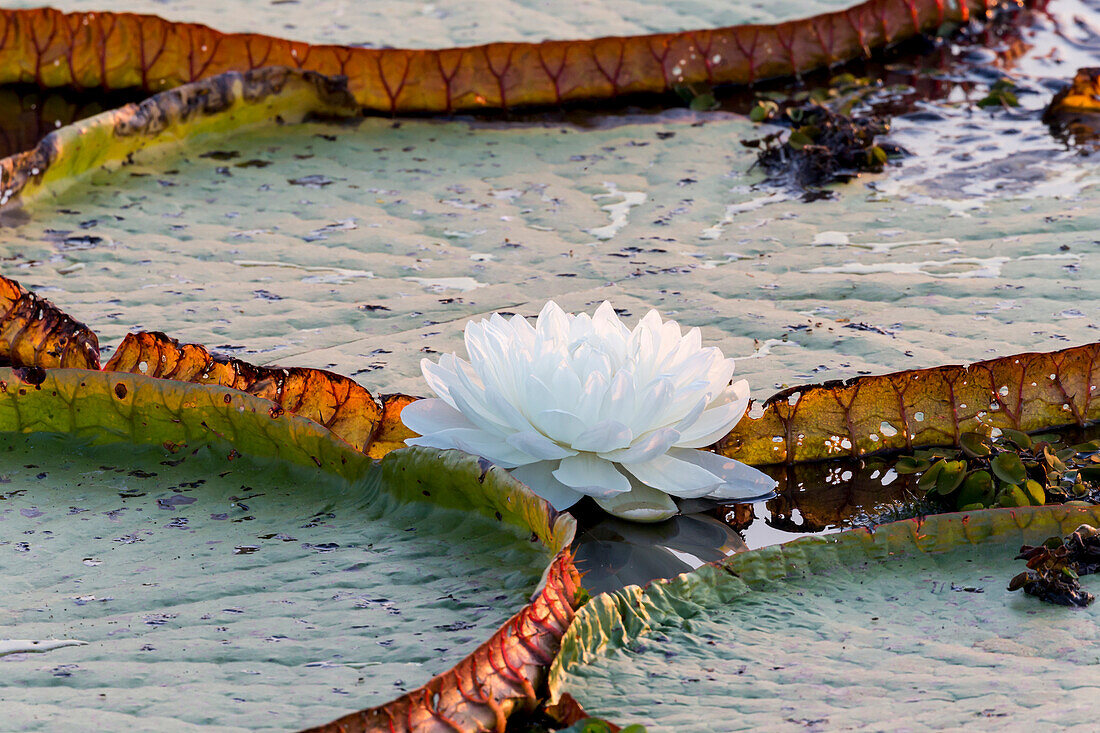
[[744, 104, 903, 194], [1009, 524, 1100, 607]]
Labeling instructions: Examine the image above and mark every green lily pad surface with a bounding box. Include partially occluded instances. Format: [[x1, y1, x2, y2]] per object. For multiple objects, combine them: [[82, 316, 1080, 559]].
[[551, 506, 1100, 731], [0, 370, 568, 731]]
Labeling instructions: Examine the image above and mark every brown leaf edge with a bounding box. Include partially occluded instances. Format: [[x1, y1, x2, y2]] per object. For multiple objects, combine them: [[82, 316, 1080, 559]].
[[0, 273, 99, 369], [104, 330, 416, 457], [302, 550, 582, 733], [545, 693, 618, 730], [717, 341, 1100, 465], [0, 1, 1015, 114]]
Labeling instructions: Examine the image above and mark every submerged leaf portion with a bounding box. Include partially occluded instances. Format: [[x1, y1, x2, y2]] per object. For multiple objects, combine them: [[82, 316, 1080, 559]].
[[551, 505, 1100, 730], [719, 341, 1100, 465], [309, 551, 581, 733], [105, 330, 414, 460], [0, 274, 99, 369], [0, 66, 358, 208], [0, 1, 1010, 114]]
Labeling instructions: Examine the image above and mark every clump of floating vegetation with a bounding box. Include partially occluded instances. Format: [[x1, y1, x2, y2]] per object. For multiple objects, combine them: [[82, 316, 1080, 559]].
[[742, 74, 906, 196], [1009, 524, 1100, 607], [897, 429, 1100, 512]]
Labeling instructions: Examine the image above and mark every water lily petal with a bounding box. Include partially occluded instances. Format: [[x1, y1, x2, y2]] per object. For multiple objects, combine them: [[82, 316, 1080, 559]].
[[445, 358, 515, 435], [675, 380, 751, 448], [703, 355, 737, 400], [421, 356, 457, 407], [667, 447, 777, 499], [399, 398, 477, 436], [537, 300, 570, 343], [523, 373, 557, 416], [623, 453, 724, 498], [633, 377, 674, 433], [599, 426, 680, 464], [506, 431, 576, 461], [575, 369, 609, 425], [594, 481, 678, 522], [668, 395, 707, 436], [510, 461, 585, 511], [484, 388, 537, 433], [570, 420, 633, 453], [553, 453, 632, 497], [550, 366, 583, 408], [600, 369, 635, 425], [533, 409, 586, 445], [406, 428, 532, 468]]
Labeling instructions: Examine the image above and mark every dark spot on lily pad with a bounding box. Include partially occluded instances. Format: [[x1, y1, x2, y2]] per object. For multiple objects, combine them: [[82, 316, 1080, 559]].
[[13, 366, 46, 387]]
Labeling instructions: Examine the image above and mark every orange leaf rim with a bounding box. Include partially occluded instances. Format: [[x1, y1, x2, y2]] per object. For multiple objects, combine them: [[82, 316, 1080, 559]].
[[0, 273, 100, 369], [1, 1, 1015, 114], [104, 330, 415, 457], [718, 341, 1100, 465]]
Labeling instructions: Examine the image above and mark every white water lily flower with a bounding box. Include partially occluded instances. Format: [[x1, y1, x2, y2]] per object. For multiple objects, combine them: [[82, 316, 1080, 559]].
[[401, 301, 776, 522]]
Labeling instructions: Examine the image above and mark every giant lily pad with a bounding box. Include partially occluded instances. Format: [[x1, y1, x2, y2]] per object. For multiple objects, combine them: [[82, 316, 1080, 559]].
[[0, 367, 573, 730], [551, 505, 1100, 729]]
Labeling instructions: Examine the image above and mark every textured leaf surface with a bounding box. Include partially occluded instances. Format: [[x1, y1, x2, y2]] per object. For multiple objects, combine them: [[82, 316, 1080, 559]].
[[308, 551, 581, 733], [551, 505, 1100, 731], [718, 341, 1100, 465], [0, 1, 1006, 113], [0, 367, 575, 731], [0, 274, 99, 369]]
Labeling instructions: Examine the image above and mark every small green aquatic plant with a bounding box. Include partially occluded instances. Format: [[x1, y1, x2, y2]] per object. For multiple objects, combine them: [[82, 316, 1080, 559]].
[[900, 428, 1100, 511], [977, 78, 1021, 109]]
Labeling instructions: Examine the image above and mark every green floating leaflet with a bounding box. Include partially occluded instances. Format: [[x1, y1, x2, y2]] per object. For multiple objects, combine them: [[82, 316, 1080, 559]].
[[550, 505, 1100, 732]]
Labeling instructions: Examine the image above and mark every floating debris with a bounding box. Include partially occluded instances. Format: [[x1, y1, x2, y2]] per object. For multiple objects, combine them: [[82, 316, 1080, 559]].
[[743, 102, 904, 196], [1043, 68, 1100, 149], [1008, 524, 1100, 607]]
